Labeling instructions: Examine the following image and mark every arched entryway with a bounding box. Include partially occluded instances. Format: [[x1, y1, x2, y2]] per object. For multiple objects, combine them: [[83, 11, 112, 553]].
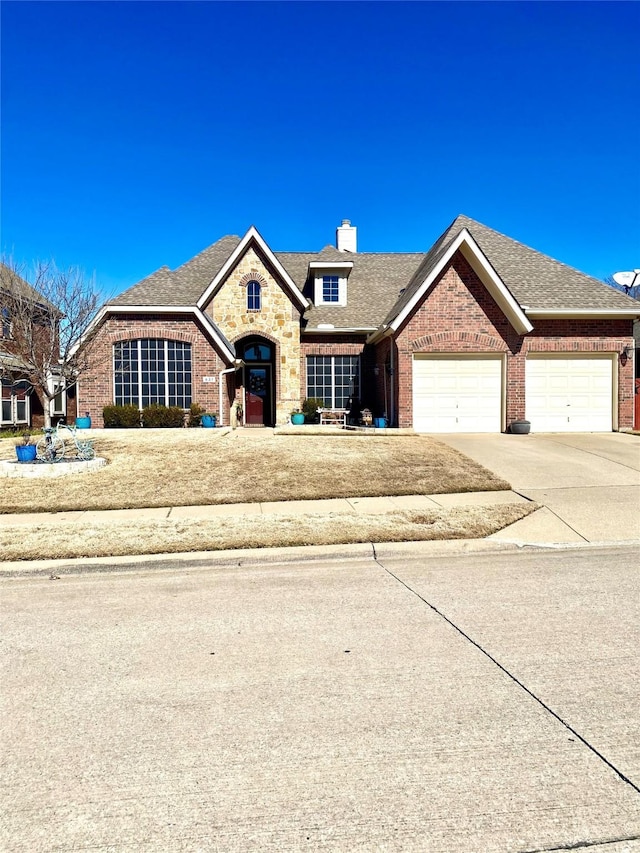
[[239, 335, 276, 426]]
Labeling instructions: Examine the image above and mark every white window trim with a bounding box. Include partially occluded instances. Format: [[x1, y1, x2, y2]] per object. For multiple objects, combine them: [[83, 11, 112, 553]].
[[314, 273, 348, 307], [1, 382, 30, 426], [113, 339, 192, 410], [306, 355, 360, 409]]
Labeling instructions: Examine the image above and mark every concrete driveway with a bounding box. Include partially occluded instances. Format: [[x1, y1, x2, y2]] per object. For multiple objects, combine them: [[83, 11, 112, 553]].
[[434, 433, 640, 545]]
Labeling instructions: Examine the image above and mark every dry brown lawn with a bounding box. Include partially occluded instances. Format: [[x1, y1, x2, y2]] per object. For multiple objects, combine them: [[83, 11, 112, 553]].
[[0, 504, 534, 563], [0, 429, 511, 514]]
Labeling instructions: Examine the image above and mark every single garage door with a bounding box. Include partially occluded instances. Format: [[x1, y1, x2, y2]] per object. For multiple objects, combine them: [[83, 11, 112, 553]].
[[525, 356, 613, 432], [412, 355, 503, 433]]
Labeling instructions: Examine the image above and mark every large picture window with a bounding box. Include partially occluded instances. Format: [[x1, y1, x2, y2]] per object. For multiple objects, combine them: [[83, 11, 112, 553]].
[[306, 355, 360, 409], [114, 339, 192, 409]]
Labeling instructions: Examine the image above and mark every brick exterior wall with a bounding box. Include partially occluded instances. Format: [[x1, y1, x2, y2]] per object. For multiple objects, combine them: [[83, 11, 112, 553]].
[[206, 246, 302, 424], [79, 250, 635, 432], [394, 255, 635, 430], [78, 315, 227, 428]]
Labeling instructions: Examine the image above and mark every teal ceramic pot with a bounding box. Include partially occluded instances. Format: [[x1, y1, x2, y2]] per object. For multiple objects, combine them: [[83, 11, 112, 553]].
[[76, 416, 91, 429], [201, 414, 216, 428], [291, 413, 305, 425]]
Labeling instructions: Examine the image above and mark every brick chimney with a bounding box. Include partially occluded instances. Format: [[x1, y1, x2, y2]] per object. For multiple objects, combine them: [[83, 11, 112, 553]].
[[336, 219, 357, 253]]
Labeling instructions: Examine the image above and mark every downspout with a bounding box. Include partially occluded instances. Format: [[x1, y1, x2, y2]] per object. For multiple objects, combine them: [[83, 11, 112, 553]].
[[218, 366, 236, 426], [390, 340, 395, 427], [218, 359, 244, 425]]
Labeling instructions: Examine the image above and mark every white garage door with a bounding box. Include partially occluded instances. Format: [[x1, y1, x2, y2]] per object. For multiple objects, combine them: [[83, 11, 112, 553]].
[[525, 356, 613, 432], [412, 356, 502, 433]]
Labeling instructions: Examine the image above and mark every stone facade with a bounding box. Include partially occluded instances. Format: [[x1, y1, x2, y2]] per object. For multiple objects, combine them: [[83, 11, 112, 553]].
[[206, 246, 302, 424]]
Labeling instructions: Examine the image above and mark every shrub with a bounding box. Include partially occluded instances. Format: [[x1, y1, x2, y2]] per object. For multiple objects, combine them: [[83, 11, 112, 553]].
[[103, 404, 141, 428], [187, 402, 205, 428], [141, 404, 185, 428], [302, 397, 324, 423]]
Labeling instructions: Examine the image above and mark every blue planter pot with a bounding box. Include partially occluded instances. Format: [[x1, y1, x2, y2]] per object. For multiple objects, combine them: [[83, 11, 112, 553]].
[[374, 417, 387, 428], [76, 416, 91, 429], [201, 414, 216, 428], [291, 413, 305, 425], [16, 444, 37, 463]]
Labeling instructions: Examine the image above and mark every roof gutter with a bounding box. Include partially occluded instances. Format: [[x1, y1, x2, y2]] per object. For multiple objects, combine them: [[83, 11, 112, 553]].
[[306, 327, 377, 335], [366, 325, 392, 345], [525, 308, 640, 319]]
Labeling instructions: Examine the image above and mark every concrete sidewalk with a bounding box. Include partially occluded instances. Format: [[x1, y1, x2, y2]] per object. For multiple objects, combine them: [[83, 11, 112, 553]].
[[0, 489, 530, 527]]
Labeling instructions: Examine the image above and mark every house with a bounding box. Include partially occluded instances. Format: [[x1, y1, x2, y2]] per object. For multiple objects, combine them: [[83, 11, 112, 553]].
[[77, 215, 639, 433], [0, 263, 67, 429]]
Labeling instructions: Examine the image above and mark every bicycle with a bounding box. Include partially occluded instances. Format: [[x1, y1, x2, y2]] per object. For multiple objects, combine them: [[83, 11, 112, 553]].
[[36, 421, 96, 462]]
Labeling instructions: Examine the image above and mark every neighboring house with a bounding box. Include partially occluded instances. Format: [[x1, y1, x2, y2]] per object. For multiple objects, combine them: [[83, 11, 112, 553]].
[[0, 264, 66, 429], [78, 215, 639, 432]]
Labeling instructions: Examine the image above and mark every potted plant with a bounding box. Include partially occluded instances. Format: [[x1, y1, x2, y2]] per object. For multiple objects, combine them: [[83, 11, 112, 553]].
[[76, 411, 92, 429], [510, 419, 531, 435], [302, 397, 324, 424], [201, 412, 217, 428], [290, 409, 305, 425], [15, 433, 37, 463], [187, 403, 205, 427]]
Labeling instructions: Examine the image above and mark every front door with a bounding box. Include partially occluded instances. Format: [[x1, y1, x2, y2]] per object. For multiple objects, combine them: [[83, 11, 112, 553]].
[[246, 366, 272, 426]]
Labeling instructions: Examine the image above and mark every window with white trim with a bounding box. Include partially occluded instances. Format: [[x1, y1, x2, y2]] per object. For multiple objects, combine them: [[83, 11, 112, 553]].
[[313, 271, 348, 306], [322, 276, 339, 303], [306, 355, 360, 409], [1, 380, 30, 425], [114, 339, 192, 409]]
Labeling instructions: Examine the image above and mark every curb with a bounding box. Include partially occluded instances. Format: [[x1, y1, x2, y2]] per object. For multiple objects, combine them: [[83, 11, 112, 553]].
[[5, 538, 638, 579]]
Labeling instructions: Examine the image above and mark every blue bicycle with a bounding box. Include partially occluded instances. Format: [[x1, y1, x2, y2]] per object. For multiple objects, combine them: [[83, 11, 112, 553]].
[[36, 422, 95, 462]]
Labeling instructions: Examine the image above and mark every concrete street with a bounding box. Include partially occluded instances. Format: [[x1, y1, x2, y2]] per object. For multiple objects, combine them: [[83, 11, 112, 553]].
[[2, 544, 639, 852]]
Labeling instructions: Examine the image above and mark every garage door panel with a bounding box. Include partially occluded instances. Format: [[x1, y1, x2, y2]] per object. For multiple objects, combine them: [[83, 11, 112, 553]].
[[525, 357, 613, 432], [413, 357, 502, 433]]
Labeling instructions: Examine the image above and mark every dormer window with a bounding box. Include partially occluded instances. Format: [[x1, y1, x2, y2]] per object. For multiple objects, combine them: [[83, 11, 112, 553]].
[[309, 262, 353, 307], [247, 280, 261, 311], [322, 276, 339, 303]]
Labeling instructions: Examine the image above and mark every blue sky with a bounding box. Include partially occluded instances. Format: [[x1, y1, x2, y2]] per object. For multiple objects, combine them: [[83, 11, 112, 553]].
[[2, 1, 638, 296]]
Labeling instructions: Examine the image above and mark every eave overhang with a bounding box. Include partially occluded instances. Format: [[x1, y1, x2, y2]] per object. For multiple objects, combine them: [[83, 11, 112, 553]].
[[197, 226, 309, 312], [308, 262, 354, 270], [71, 304, 236, 364], [303, 326, 376, 334]]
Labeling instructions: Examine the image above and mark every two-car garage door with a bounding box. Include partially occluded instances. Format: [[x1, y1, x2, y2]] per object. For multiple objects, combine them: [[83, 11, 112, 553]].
[[412, 354, 614, 433], [525, 356, 613, 432], [413, 356, 503, 433]]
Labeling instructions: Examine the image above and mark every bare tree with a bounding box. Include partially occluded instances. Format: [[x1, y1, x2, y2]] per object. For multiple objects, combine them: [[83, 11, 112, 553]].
[[0, 259, 104, 427]]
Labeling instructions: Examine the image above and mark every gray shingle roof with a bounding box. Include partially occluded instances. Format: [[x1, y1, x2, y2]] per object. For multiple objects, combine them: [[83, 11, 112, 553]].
[[108, 218, 638, 328], [111, 236, 241, 306], [0, 263, 58, 312], [282, 252, 426, 330], [437, 215, 636, 312]]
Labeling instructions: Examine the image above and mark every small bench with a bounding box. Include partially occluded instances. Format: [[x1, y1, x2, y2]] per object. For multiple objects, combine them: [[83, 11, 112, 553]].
[[318, 408, 348, 427]]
